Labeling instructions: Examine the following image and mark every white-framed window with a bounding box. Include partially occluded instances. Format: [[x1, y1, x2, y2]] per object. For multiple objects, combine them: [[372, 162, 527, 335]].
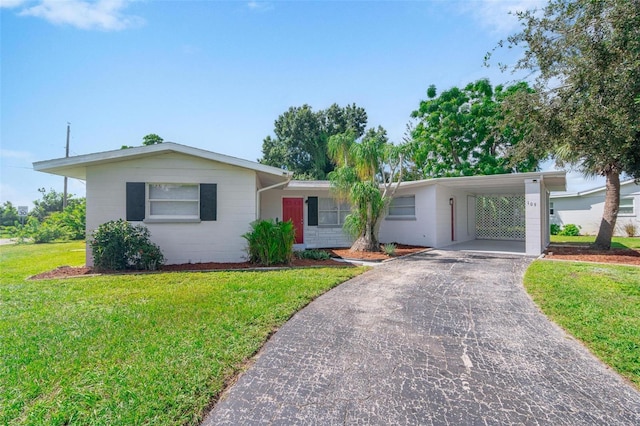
[[549, 201, 555, 215], [619, 197, 635, 216], [148, 183, 199, 219], [388, 195, 416, 218], [318, 197, 351, 226]]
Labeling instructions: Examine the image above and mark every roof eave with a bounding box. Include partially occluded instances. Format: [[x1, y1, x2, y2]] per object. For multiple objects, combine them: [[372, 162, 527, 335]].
[[550, 178, 636, 198], [33, 142, 292, 181]]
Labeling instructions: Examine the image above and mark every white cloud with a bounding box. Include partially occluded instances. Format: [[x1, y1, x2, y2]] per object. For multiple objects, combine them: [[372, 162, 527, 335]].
[[0, 149, 34, 162], [0, 182, 34, 207], [461, 0, 546, 35], [14, 0, 143, 31], [247, 1, 273, 12], [0, 0, 30, 8]]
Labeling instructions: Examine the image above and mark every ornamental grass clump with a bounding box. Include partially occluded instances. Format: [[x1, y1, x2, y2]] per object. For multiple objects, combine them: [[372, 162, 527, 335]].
[[243, 219, 295, 266], [620, 221, 637, 238], [90, 219, 164, 271], [382, 243, 397, 256]]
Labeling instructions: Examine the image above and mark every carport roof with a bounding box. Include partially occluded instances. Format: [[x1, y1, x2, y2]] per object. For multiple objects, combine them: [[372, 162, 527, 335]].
[[397, 171, 566, 194], [284, 171, 566, 194]]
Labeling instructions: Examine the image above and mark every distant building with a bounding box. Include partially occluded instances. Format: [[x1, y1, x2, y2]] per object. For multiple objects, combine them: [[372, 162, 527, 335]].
[[550, 180, 639, 236]]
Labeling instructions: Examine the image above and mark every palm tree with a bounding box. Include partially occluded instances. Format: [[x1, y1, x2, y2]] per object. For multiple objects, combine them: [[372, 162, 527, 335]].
[[328, 127, 406, 252]]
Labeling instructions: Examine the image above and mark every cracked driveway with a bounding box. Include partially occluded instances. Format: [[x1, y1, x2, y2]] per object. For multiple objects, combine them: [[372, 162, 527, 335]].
[[203, 250, 640, 425]]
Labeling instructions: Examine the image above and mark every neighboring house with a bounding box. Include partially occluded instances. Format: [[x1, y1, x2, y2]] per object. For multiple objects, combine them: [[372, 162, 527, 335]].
[[550, 180, 639, 236], [34, 143, 566, 265]]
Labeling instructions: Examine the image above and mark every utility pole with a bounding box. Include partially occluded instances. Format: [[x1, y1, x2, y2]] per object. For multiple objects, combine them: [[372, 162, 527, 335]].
[[63, 123, 70, 208]]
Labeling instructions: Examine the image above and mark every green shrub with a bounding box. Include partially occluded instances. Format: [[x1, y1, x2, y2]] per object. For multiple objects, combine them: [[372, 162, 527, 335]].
[[295, 249, 331, 260], [0, 225, 17, 238], [382, 243, 397, 256], [559, 224, 581, 236], [243, 219, 294, 266], [550, 223, 561, 235], [32, 222, 67, 243], [14, 216, 68, 243], [90, 219, 164, 271], [47, 200, 86, 240]]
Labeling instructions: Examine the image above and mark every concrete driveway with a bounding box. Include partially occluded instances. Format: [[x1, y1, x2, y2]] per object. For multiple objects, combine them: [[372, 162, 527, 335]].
[[203, 250, 640, 425]]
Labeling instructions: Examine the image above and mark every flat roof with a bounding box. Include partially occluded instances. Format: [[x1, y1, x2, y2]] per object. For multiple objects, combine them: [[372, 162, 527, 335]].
[[551, 179, 637, 198], [286, 171, 566, 194]]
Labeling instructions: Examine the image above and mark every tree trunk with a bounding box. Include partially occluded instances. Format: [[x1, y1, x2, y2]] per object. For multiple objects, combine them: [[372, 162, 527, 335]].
[[593, 171, 620, 250], [350, 201, 380, 252], [350, 234, 379, 252]]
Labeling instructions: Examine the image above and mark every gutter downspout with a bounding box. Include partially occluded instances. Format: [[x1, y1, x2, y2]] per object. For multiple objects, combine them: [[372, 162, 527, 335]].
[[256, 175, 293, 220]]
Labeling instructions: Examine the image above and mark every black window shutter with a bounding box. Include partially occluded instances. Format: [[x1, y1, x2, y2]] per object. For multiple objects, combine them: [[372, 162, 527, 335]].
[[307, 196, 318, 226], [200, 184, 217, 221], [126, 182, 145, 221]]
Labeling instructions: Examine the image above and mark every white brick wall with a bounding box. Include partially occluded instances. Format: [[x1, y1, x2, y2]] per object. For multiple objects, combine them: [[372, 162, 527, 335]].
[[86, 152, 257, 265], [304, 225, 353, 248]]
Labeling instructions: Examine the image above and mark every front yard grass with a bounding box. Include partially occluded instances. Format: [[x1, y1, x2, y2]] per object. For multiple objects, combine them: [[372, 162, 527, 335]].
[[524, 260, 640, 388], [0, 242, 366, 425], [550, 235, 640, 249]]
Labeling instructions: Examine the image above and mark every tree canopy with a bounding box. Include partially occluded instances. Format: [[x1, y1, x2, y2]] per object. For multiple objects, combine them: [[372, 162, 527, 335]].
[[490, 0, 640, 249], [31, 188, 81, 222], [0, 202, 19, 226], [259, 103, 367, 179], [410, 79, 539, 178], [121, 133, 164, 149], [142, 133, 164, 146]]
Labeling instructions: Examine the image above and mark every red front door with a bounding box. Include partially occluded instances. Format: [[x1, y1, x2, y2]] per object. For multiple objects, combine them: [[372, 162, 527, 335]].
[[283, 198, 304, 244]]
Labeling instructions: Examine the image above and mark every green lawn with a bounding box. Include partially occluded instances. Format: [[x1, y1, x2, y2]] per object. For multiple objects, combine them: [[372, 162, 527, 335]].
[[550, 235, 640, 249], [0, 242, 366, 425], [525, 260, 640, 388]]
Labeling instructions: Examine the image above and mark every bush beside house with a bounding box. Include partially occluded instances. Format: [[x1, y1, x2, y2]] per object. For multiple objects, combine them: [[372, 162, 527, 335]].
[[243, 219, 295, 266], [90, 219, 164, 271]]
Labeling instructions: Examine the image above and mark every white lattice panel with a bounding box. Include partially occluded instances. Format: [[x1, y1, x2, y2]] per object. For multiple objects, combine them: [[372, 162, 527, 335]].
[[476, 195, 525, 240]]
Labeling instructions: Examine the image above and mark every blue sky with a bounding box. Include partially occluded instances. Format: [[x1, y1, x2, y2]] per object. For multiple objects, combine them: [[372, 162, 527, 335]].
[[1, 0, 600, 209]]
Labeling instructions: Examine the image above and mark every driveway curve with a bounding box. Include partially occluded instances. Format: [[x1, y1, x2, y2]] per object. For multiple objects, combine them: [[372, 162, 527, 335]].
[[203, 250, 640, 425]]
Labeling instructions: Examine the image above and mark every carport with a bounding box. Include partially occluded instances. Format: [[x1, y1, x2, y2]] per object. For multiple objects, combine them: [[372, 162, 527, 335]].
[[440, 172, 566, 255], [379, 171, 567, 256]]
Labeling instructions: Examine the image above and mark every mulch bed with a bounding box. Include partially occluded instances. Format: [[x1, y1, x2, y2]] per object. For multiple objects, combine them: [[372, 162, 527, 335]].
[[328, 244, 428, 261], [28, 245, 429, 280], [29, 244, 640, 280], [544, 244, 640, 266]]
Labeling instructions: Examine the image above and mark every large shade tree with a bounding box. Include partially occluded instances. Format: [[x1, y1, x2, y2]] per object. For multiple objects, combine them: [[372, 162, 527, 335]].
[[410, 79, 540, 178], [142, 133, 164, 146], [490, 0, 640, 249], [121, 133, 164, 150], [260, 103, 367, 179], [328, 127, 407, 252], [30, 188, 81, 222], [0, 202, 19, 226]]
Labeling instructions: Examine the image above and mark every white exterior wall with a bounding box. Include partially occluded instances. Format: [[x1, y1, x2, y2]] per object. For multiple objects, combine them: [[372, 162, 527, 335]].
[[260, 188, 353, 248], [433, 185, 477, 248], [542, 190, 551, 248], [525, 178, 543, 255], [551, 183, 639, 236], [86, 152, 257, 265], [378, 185, 437, 247]]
